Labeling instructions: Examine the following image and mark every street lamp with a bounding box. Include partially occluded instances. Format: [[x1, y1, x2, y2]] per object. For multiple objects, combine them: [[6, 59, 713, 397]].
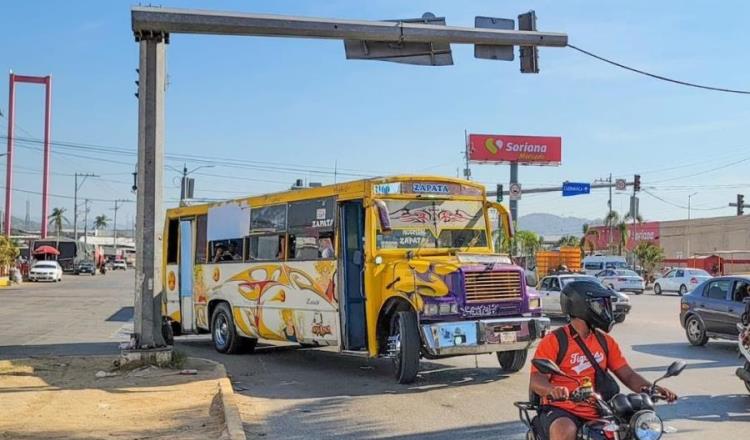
[[687, 192, 698, 262], [166, 163, 215, 204]]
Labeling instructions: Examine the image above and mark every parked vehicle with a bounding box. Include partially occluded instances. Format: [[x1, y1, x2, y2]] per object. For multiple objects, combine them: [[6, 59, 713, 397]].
[[680, 275, 750, 345], [538, 273, 631, 323], [596, 269, 646, 294], [516, 358, 685, 440], [581, 255, 628, 276], [32, 239, 97, 273], [655, 268, 712, 296], [112, 260, 128, 270], [75, 261, 96, 276], [736, 299, 750, 393], [161, 176, 549, 384], [28, 260, 63, 282]]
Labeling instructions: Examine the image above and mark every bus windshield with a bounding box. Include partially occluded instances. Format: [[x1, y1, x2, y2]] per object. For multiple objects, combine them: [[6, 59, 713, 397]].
[[376, 199, 487, 249]]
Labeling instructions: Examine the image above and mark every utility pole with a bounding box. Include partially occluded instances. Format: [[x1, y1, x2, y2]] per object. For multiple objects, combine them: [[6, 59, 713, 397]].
[[83, 199, 90, 250], [73, 173, 98, 242], [463, 130, 471, 180], [729, 194, 748, 216], [111, 200, 130, 260]]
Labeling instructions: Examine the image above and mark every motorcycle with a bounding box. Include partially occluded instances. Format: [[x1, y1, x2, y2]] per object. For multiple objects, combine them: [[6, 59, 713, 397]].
[[515, 358, 686, 440], [736, 299, 750, 393]]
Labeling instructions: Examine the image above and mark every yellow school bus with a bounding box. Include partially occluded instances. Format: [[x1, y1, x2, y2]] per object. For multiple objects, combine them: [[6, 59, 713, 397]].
[[163, 175, 549, 383]]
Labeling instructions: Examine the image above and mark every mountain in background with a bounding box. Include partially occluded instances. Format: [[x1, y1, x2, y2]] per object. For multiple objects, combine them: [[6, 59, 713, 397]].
[[518, 213, 601, 239]]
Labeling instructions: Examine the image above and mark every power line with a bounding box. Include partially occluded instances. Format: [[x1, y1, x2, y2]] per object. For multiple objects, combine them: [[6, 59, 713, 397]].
[[642, 189, 727, 211], [567, 44, 750, 95]]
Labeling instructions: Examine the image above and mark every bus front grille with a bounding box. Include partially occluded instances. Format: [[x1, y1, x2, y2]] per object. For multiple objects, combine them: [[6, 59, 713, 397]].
[[464, 271, 522, 303]]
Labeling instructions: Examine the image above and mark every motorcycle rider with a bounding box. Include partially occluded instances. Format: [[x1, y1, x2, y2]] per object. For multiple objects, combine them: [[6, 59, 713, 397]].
[[530, 280, 678, 440]]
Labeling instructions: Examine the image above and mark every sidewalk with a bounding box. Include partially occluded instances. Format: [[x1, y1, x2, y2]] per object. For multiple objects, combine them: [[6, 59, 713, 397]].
[[0, 355, 239, 439]]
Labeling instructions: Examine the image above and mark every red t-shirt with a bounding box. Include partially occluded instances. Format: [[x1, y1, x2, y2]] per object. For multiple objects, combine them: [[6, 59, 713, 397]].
[[531, 325, 628, 420]]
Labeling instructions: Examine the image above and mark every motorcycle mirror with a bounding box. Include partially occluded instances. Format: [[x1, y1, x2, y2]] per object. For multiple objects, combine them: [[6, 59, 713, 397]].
[[665, 360, 687, 378], [532, 359, 564, 376]]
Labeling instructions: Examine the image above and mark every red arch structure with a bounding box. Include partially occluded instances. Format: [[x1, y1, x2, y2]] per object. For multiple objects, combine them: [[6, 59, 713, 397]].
[[4, 72, 52, 238]]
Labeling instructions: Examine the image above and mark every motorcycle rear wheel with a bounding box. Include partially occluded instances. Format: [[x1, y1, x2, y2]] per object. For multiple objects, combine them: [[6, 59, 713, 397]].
[[745, 362, 750, 393]]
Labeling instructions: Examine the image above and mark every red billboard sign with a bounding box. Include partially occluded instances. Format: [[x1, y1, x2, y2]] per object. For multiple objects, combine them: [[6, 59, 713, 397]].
[[588, 221, 660, 252], [468, 134, 562, 165]]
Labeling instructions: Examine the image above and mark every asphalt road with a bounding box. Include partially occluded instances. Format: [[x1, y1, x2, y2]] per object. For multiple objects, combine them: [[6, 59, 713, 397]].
[[1, 272, 747, 439]]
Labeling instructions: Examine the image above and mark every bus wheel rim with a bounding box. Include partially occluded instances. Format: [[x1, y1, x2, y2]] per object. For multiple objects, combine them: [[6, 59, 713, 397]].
[[215, 315, 229, 346]]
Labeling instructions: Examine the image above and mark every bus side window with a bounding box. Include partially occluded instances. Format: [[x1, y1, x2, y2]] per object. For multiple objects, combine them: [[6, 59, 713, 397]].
[[194, 215, 208, 264], [286, 197, 335, 261], [209, 238, 243, 263], [247, 234, 285, 261], [288, 230, 335, 260], [166, 219, 179, 264]]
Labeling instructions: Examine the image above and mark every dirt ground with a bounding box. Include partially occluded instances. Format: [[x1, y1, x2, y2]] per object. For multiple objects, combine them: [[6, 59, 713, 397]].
[[0, 355, 229, 440]]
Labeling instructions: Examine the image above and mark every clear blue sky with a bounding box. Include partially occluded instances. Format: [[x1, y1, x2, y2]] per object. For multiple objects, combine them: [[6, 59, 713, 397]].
[[1, 0, 749, 235]]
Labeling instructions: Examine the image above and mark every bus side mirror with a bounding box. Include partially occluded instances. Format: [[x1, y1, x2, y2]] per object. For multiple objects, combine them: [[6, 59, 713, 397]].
[[374, 199, 391, 233]]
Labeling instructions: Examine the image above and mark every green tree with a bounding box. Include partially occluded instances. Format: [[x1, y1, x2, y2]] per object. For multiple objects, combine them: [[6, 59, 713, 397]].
[[579, 224, 599, 257], [47, 207, 69, 239], [633, 242, 664, 281], [515, 230, 543, 257], [556, 235, 579, 248], [0, 235, 19, 272], [94, 214, 110, 230]]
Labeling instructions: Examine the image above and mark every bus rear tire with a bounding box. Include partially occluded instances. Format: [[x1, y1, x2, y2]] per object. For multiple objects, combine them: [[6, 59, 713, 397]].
[[390, 311, 420, 384], [211, 303, 257, 354], [497, 349, 528, 373]]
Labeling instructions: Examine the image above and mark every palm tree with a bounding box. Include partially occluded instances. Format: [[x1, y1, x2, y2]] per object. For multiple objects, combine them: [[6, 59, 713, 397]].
[[579, 224, 599, 257], [47, 207, 69, 239], [603, 211, 620, 254], [616, 220, 629, 256], [556, 235, 579, 248], [633, 242, 664, 282], [94, 215, 109, 231]]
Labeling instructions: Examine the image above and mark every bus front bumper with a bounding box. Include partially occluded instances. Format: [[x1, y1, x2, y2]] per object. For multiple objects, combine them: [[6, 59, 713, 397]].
[[420, 316, 550, 357]]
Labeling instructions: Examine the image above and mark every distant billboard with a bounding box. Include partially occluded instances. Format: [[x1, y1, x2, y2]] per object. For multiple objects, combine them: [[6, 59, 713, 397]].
[[588, 221, 660, 252], [468, 134, 562, 165]]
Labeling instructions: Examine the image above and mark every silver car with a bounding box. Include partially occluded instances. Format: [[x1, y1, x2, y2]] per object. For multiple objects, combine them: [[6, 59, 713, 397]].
[[596, 269, 646, 294], [654, 268, 712, 296]]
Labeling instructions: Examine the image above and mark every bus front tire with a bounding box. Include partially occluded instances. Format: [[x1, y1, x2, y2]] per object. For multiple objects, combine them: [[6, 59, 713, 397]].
[[390, 311, 420, 384], [497, 349, 528, 373], [211, 303, 257, 354]]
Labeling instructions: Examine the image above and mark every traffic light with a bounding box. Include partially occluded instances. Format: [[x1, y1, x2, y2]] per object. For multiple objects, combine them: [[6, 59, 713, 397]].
[[633, 174, 641, 192], [518, 11, 539, 73], [496, 184, 504, 202], [738, 194, 745, 216]]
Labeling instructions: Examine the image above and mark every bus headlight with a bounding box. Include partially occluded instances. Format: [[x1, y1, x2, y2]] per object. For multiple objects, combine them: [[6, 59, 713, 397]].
[[423, 303, 439, 316], [630, 410, 663, 440]]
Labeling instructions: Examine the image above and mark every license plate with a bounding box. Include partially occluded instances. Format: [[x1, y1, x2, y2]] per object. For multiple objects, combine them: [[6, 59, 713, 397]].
[[500, 332, 517, 344]]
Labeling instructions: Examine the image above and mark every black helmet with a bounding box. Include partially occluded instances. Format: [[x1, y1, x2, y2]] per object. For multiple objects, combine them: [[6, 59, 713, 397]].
[[561, 280, 615, 333]]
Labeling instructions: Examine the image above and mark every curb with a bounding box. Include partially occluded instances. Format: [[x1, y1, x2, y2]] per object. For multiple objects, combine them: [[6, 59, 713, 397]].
[[210, 361, 247, 440]]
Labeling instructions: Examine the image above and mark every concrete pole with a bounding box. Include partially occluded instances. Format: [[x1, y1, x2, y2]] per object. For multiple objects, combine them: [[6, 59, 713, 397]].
[[509, 162, 519, 255], [509, 162, 519, 225], [73, 173, 78, 242], [134, 33, 167, 349], [4, 73, 15, 236], [83, 199, 89, 250], [113, 200, 119, 259], [41, 76, 51, 239]]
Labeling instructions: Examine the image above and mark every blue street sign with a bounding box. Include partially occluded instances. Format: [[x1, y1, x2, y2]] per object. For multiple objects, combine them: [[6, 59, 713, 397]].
[[562, 182, 591, 197]]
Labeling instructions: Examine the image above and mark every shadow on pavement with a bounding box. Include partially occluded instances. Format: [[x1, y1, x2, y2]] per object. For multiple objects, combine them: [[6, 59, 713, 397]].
[[660, 394, 750, 423], [0, 342, 120, 360], [178, 337, 514, 400], [244, 396, 528, 440], [631, 341, 739, 372]]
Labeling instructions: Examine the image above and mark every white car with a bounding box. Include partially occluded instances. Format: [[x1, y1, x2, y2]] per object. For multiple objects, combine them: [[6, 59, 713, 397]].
[[596, 269, 646, 294], [28, 260, 63, 282], [113, 260, 127, 270], [653, 268, 712, 296], [537, 273, 631, 322]]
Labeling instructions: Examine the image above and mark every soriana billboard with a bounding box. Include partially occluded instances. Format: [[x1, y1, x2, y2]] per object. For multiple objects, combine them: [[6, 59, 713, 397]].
[[468, 134, 562, 165]]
